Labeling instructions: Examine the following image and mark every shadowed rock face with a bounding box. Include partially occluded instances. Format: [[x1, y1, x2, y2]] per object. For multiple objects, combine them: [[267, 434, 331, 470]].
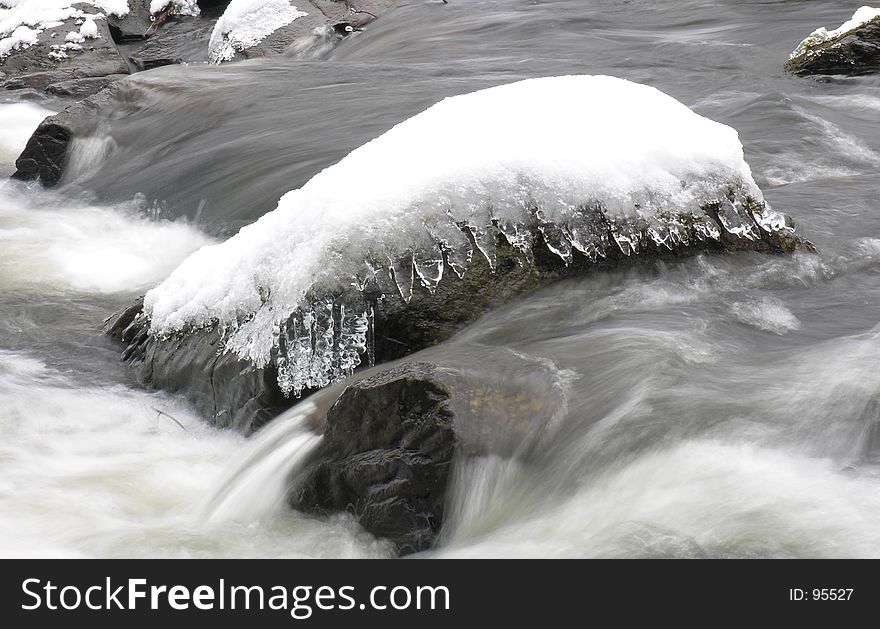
[[106, 0, 155, 41], [786, 18, 880, 76], [291, 363, 455, 555], [11, 82, 120, 185]]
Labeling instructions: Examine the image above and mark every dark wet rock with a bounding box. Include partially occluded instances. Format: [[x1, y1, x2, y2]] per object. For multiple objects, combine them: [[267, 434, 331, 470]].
[[128, 16, 214, 70], [786, 16, 880, 76], [45, 73, 127, 98], [107, 0, 155, 41], [290, 360, 559, 554], [103, 296, 289, 434], [292, 363, 454, 554], [12, 83, 120, 186], [1, 10, 129, 99]]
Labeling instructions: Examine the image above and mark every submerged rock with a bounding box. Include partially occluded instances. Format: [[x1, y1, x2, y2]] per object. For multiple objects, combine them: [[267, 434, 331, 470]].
[[290, 360, 562, 554], [127, 15, 214, 70], [786, 7, 880, 76]]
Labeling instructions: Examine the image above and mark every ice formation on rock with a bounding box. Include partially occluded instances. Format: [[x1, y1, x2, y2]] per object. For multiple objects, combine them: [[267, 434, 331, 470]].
[[143, 75, 796, 396]]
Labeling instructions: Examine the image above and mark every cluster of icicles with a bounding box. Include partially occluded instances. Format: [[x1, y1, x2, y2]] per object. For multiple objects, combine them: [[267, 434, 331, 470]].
[[267, 185, 791, 397]]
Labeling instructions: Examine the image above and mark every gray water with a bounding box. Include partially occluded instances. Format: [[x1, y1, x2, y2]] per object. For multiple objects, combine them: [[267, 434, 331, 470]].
[[2, 0, 880, 558]]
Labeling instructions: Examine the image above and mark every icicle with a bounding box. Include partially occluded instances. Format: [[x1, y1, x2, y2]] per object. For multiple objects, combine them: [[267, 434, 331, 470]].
[[538, 222, 573, 264], [714, 198, 758, 241], [565, 205, 608, 261], [413, 245, 445, 293], [464, 223, 497, 270], [496, 219, 533, 254], [388, 253, 415, 302]]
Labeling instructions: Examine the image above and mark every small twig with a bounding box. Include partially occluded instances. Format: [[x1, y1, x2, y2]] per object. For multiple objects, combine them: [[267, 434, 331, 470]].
[[350, 9, 377, 19], [143, 5, 173, 38], [151, 406, 187, 431]]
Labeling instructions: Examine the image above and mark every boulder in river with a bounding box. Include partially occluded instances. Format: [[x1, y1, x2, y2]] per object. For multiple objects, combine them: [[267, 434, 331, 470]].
[[98, 76, 812, 437], [290, 360, 562, 554], [104, 205, 808, 436], [12, 81, 120, 186], [785, 7, 880, 76]]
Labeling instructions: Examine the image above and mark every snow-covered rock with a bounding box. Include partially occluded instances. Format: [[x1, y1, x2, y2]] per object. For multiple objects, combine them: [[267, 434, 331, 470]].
[[139, 76, 804, 400], [208, 0, 307, 63], [0, 1, 128, 96], [786, 6, 880, 75], [0, 1, 127, 57]]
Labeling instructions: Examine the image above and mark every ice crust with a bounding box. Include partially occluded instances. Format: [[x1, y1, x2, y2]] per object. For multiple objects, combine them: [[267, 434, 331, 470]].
[[208, 0, 307, 63], [789, 5, 880, 60], [144, 75, 787, 396]]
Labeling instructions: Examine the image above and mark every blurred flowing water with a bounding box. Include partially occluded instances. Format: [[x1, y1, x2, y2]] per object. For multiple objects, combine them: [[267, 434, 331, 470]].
[[2, 0, 880, 557]]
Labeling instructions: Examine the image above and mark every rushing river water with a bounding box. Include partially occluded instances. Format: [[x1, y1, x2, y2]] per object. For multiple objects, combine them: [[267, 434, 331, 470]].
[[2, 0, 880, 558]]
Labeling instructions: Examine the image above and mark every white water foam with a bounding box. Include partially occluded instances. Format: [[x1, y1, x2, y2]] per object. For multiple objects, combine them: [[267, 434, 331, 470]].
[[731, 296, 801, 335], [437, 440, 880, 558], [0, 350, 389, 558], [0, 182, 214, 294], [0, 102, 54, 173]]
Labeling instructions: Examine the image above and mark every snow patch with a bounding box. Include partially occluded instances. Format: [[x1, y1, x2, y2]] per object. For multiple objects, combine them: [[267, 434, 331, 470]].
[[208, 0, 307, 64], [0, 183, 215, 294], [143, 76, 789, 396], [79, 17, 98, 38], [0, 1, 122, 57], [789, 5, 880, 59], [0, 23, 36, 55]]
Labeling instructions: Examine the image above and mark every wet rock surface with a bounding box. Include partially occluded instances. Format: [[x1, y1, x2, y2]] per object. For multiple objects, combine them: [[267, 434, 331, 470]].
[[127, 16, 213, 70], [2, 0, 400, 103], [1, 10, 129, 99], [11, 82, 120, 185], [290, 359, 561, 554]]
